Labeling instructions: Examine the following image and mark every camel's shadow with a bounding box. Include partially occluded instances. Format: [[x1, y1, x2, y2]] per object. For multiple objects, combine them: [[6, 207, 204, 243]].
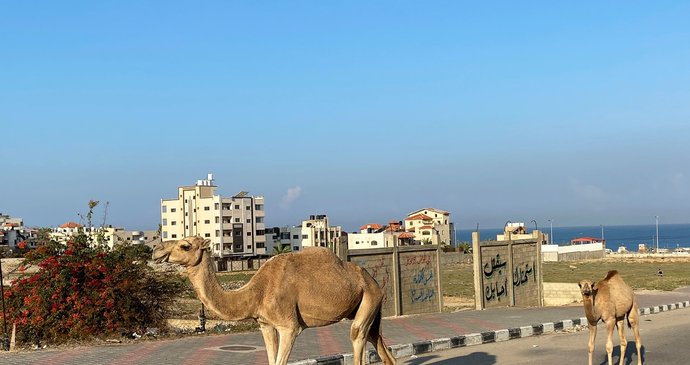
[[407, 351, 496, 365], [598, 345, 646, 365]]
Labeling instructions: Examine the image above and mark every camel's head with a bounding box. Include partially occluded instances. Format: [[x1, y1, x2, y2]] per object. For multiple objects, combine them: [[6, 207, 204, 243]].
[[152, 236, 211, 268], [578, 279, 597, 297]]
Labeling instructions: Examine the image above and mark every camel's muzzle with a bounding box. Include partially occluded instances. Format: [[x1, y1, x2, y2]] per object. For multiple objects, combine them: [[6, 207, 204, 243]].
[[152, 251, 170, 264]]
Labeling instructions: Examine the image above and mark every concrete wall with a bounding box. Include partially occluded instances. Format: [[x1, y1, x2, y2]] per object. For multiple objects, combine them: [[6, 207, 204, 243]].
[[348, 245, 442, 317], [472, 231, 544, 310], [541, 243, 604, 262], [543, 282, 582, 306]]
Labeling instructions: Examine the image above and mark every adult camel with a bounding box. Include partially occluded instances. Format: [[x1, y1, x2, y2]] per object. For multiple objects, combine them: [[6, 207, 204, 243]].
[[578, 270, 643, 365], [153, 236, 396, 365]]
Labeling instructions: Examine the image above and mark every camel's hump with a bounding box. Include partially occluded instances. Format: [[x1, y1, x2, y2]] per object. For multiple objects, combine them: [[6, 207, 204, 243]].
[[603, 270, 619, 281]]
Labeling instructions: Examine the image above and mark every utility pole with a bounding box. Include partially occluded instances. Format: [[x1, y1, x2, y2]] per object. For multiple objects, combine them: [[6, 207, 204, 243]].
[[655, 215, 659, 254]]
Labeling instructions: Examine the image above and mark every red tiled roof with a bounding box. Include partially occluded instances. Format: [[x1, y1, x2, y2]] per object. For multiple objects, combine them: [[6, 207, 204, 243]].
[[571, 237, 603, 242], [419, 225, 434, 230], [60, 222, 83, 228], [405, 214, 433, 221], [398, 232, 415, 239], [359, 223, 382, 230]]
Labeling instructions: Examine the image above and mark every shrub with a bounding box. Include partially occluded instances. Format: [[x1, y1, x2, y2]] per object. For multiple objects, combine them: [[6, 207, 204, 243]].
[[2, 234, 186, 345]]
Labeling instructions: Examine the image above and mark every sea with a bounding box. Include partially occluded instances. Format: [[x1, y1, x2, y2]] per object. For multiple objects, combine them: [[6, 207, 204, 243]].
[[455, 223, 690, 252]]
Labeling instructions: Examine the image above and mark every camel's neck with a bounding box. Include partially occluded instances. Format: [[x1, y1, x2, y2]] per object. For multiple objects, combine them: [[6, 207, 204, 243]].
[[582, 296, 600, 324], [187, 253, 259, 321]]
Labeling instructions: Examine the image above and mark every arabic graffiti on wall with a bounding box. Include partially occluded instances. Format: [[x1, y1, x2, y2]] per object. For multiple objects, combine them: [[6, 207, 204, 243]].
[[353, 255, 395, 315], [482, 252, 509, 303], [400, 251, 439, 314], [480, 243, 540, 308]]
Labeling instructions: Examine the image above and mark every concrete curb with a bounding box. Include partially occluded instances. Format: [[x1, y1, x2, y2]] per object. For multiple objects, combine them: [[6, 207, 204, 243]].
[[288, 300, 690, 365]]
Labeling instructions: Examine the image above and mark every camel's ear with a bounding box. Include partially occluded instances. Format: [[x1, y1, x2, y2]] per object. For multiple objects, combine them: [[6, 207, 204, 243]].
[[201, 239, 211, 251], [591, 281, 599, 292], [578, 282, 582, 288]]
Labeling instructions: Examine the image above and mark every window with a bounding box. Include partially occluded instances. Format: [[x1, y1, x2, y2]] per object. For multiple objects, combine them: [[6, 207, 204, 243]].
[[204, 233, 210, 237], [256, 230, 265, 236], [235, 218, 240, 223], [162, 231, 168, 239], [255, 204, 263, 210], [356, 241, 360, 245], [247, 232, 252, 236], [293, 235, 299, 239], [204, 206, 210, 211], [171, 221, 177, 226], [247, 245, 252, 250], [422, 231, 430, 235], [204, 220, 210, 224], [371, 240, 378, 246], [256, 217, 264, 223], [215, 203, 219, 210], [215, 217, 220, 223], [293, 246, 299, 251], [216, 230, 220, 237], [235, 205, 240, 209], [256, 242, 265, 248], [185, 199, 188, 203], [246, 206, 250, 210], [162, 219, 167, 226], [171, 234, 177, 239], [215, 244, 220, 251], [302, 235, 308, 239], [246, 219, 251, 223], [162, 206, 167, 213], [171, 208, 177, 213]]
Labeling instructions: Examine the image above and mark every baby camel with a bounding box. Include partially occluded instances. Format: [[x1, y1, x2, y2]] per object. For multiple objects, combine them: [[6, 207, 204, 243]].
[[153, 236, 396, 365], [578, 270, 642, 365]]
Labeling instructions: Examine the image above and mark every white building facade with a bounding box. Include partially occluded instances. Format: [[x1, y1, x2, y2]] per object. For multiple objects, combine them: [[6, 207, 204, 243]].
[[265, 214, 343, 253], [404, 208, 454, 246], [160, 174, 266, 265]]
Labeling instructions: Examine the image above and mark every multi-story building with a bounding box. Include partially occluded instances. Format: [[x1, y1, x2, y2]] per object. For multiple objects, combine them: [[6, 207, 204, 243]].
[[160, 174, 266, 267], [50, 222, 159, 248], [264, 214, 343, 253], [1, 213, 36, 249], [347, 223, 395, 250], [404, 207, 454, 246]]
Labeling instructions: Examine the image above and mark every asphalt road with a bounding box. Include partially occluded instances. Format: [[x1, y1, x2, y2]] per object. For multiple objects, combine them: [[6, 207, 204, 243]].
[[398, 308, 687, 365]]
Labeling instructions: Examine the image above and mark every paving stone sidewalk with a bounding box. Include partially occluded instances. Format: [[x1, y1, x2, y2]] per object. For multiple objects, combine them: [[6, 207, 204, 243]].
[[1, 287, 689, 365]]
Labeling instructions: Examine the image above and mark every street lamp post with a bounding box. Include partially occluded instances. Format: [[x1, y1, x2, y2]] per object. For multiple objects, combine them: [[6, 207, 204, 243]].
[[548, 219, 554, 245], [655, 215, 659, 254]]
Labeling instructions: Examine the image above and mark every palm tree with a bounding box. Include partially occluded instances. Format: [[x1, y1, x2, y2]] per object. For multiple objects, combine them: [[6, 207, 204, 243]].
[[272, 244, 292, 255]]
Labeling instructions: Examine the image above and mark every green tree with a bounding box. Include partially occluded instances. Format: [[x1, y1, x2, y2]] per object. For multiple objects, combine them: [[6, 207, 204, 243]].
[[272, 244, 292, 255]]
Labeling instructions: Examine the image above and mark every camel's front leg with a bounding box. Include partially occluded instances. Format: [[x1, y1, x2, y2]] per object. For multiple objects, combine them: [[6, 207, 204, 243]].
[[616, 319, 628, 365], [605, 319, 616, 365], [587, 323, 598, 365], [259, 321, 278, 365], [274, 326, 300, 365]]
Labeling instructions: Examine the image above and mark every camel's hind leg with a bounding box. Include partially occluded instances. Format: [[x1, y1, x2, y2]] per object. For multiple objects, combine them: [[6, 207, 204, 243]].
[[366, 309, 396, 365], [350, 293, 381, 365], [616, 319, 628, 365], [628, 302, 643, 365]]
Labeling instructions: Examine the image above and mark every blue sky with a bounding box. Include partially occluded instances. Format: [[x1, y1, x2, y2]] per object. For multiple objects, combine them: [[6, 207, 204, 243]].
[[2, 1, 689, 231]]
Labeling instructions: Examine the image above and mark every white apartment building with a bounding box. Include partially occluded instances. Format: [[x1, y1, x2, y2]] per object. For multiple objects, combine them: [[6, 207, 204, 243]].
[[160, 174, 266, 267], [347, 223, 398, 250], [265, 214, 343, 253], [404, 207, 455, 246], [49, 222, 158, 249]]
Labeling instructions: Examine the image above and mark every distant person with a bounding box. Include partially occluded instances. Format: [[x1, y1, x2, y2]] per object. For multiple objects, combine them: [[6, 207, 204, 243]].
[[657, 268, 664, 277]]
